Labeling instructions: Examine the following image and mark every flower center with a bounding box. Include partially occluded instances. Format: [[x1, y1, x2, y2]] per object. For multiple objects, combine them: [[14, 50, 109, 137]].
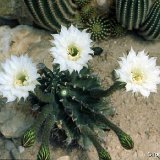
[[67, 44, 80, 61], [15, 72, 28, 86], [131, 69, 144, 84]]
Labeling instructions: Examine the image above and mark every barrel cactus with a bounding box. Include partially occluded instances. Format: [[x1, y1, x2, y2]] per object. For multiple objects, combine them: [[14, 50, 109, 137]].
[[86, 16, 111, 41], [24, 0, 79, 32], [116, 0, 150, 30], [22, 63, 134, 160], [139, 0, 160, 40]]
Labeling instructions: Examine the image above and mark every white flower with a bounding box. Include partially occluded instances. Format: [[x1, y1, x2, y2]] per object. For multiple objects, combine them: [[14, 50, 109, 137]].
[[115, 48, 160, 97], [0, 55, 39, 102], [50, 25, 94, 73]]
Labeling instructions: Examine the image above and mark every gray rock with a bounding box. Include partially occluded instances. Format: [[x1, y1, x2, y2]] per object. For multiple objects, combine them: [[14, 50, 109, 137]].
[[11, 148, 22, 160], [0, 102, 34, 138], [5, 140, 15, 151], [0, 0, 33, 24], [57, 156, 71, 160]]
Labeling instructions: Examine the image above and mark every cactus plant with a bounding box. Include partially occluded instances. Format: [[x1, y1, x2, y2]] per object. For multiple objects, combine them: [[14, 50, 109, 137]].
[[110, 18, 127, 37], [24, 0, 79, 32], [74, 0, 91, 7], [86, 16, 111, 41], [22, 63, 134, 160], [80, 5, 96, 22], [139, 0, 160, 40], [116, 0, 150, 30]]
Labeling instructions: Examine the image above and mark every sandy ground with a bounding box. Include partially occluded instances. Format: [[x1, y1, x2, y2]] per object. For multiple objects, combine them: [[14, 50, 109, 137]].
[[89, 34, 160, 160], [0, 26, 160, 160]]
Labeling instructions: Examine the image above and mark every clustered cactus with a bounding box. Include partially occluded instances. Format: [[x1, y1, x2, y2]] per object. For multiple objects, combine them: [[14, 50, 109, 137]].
[[22, 64, 134, 160], [24, 0, 79, 32]]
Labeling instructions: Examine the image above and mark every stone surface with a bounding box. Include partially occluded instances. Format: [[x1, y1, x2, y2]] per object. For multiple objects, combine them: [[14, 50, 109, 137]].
[[0, 102, 34, 138], [57, 156, 71, 160], [5, 140, 15, 151], [0, 0, 33, 24]]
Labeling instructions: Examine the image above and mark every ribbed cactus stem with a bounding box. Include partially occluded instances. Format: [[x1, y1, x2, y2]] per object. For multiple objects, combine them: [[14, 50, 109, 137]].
[[41, 114, 55, 145], [22, 105, 53, 148], [24, 0, 79, 32], [95, 114, 134, 150], [139, 1, 160, 40], [37, 144, 50, 160], [34, 104, 53, 130], [37, 115, 55, 160], [90, 81, 126, 98], [34, 87, 55, 103], [116, 0, 150, 30], [81, 126, 112, 160]]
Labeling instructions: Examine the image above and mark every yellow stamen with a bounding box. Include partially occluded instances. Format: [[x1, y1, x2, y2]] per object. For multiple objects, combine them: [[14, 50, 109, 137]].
[[131, 69, 144, 84], [67, 44, 80, 61], [14, 72, 28, 86]]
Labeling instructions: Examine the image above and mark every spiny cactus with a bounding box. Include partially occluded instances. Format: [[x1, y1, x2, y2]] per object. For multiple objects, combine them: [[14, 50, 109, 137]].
[[74, 0, 91, 7], [24, 0, 79, 32], [139, 1, 160, 40], [80, 5, 96, 23], [86, 16, 111, 41], [116, 0, 150, 30], [110, 19, 127, 37], [22, 64, 134, 160]]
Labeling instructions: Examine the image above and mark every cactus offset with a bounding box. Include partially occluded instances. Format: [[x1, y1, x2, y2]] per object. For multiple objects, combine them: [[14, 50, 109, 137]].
[[139, 1, 160, 40], [24, 0, 79, 32], [116, 0, 150, 30]]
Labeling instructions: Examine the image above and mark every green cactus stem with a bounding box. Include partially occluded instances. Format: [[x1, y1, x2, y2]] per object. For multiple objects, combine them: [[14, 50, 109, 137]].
[[37, 115, 55, 160], [37, 144, 50, 160], [116, 0, 150, 30], [81, 126, 112, 160], [89, 81, 126, 98], [22, 105, 52, 147], [24, 0, 79, 32], [22, 128, 36, 148], [94, 113, 134, 150], [110, 19, 127, 37], [139, 1, 160, 40], [80, 5, 96, 22]]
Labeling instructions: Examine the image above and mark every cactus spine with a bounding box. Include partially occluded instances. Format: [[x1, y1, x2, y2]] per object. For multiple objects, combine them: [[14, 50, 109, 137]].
[[116, 0, 150, 30], [139, 0, 160, 40]]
